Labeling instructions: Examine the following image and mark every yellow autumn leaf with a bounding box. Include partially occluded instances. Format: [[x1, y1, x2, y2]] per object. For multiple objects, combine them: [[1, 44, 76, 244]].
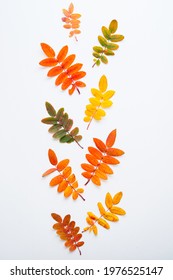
[[103, 212, 119, 222], [99, 75, 108, 92], [91, 88, 103, 99], [85, 110, 93, 117], [103, 90, 115, 100], [86, 217, 94, 226], [93, 114, 102, 120], [105, 192, 113, 208], [98, 218, 110, 229], [113, 192, 123, 204], [89, 97, 101, 106], [101, 100, 113, 108], [92, 225, 98, 235], [64, 186, 73, 197], [84, 116, 91, 122], [96, 108, 106, 117], [110, 206, 126, 215], [87, 212, 98, 220], [86, 104, 96, 112], [97, 202, 106, 215]]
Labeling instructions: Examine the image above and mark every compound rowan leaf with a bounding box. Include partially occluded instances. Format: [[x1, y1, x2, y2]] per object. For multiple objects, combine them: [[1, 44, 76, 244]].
[[39, 44, 86, 95], [83, 192, 126, 235], [52, 213, 84, 255], [42, 102, 83, 149], [62, 3, 81, 41], [84, 75, 115, 129], [81, 130, 124, 186], [92, 19, 124, 67], [43, 149, 85, 201]]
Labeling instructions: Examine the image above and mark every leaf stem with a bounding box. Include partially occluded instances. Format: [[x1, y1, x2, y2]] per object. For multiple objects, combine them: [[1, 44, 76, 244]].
[[76, 87, 81, 94], [92, 61, 97, 68], [75, 36, 78, 42], [73, 137, 84, 149]]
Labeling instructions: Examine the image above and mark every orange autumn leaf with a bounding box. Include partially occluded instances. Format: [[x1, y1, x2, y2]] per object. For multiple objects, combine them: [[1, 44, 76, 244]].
[[81, 163, 95, 172], [93, 138, 106, 152], [82, 172, 92, 179], [50, 175, 63, 186], [106, 129, 116, 147], [57, 45, 68, 62], [48, 149, 58, 165], [106, 147, 124, 156], [42, 168, 56, 177], [86, 154, 99, 166], [39, 43, 86, 95], [55, 72, 68, 86], [75, 81, 86, 88], [51, 213, 84, 255], [98, 163, 113, 174], [62, 3, 81, 41], [47, 66, 63, 77], [102, 156, 120, 165], [81, 130, 124, 186], [95, 169, 108, 180], [58, 180, 68, 192], [91, 175, 101, 186], [39, 58, 58, 67], [71, 71, 86, 81], [88, 147, 102, 160], [63, 166, 72, 178], [43, 149, 85, 201], [67, 63, 83, 75], [61, 78, 73, 90], [61, 54, 76, 69], [40, 43, 55, 58], [57, 159, 69, 172]]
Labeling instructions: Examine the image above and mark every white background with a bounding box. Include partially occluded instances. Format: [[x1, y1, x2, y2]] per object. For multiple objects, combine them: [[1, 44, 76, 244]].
[[0, 0, 173, 260]]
